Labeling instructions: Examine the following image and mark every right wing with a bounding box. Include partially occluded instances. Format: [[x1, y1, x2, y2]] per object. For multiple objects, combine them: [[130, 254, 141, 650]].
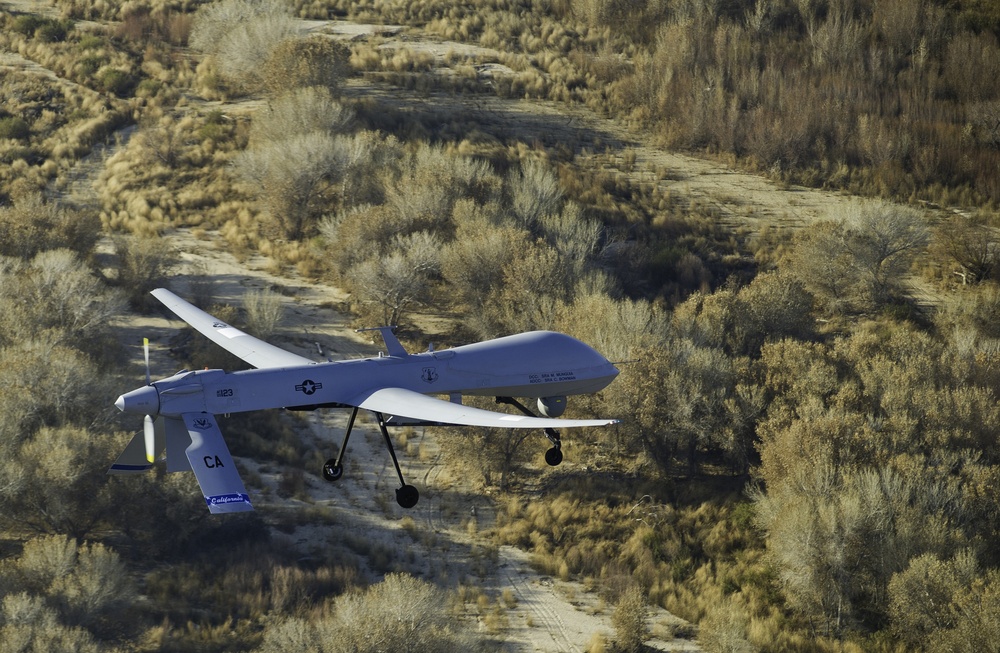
[[356, 386, 619, 428], [151, 288, 314, 370]]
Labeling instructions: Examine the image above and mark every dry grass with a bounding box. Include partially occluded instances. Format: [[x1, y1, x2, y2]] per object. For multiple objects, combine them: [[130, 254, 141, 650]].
[[5, 2, 1000, 652]]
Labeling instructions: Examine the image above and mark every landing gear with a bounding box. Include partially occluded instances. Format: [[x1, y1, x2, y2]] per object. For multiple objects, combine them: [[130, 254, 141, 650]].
[[395, 484, 420, 509], [323, 407, 359, 483], [322, 460, 344, 481], [496, 396, 564, 467], [374, 412, 420, 509], [321, 407, 421, 509]]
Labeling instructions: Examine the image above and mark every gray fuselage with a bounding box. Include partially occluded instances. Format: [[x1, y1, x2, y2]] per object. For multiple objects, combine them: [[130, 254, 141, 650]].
[[117, 331, 619, 418]]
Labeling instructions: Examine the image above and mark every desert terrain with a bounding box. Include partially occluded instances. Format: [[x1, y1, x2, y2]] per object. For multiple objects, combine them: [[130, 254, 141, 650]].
[[2, 1, 980, 650]]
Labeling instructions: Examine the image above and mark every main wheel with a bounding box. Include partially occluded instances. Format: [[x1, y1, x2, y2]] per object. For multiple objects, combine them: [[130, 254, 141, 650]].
[[545, 446, 563, 467], [395, 484, 420, 509], [322, 459, 344, 482]]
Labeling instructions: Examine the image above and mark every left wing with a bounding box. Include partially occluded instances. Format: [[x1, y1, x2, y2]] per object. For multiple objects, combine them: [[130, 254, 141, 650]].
[[152, 288, 313, 370], [356, 386, 618, 428]]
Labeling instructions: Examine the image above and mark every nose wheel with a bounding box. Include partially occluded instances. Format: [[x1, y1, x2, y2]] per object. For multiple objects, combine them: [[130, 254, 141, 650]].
[[496, 396, 564, 467]]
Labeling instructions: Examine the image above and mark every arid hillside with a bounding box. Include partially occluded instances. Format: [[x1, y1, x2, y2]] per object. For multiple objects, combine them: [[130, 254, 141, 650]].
[[3, 1, 1000, 652]]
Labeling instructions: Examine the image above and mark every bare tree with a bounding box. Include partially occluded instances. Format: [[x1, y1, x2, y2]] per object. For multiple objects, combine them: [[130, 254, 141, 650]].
[[189, 0, 297, 93], [350, 232, 442, 327], [841, 199, 929, 304], [788, 200, 929, 312], [509, 158, 563, 231], [235, 132, 344, 239], [250, 87, 354, 146], [931, 212, 999, 284]]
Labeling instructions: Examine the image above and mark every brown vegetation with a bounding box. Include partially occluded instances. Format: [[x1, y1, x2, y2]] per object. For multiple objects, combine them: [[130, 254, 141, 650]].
[[4, 0, 1000, 651]]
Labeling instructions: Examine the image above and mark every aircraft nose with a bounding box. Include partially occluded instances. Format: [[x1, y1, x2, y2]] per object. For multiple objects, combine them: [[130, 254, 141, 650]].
[[115, 385, 159, 415]]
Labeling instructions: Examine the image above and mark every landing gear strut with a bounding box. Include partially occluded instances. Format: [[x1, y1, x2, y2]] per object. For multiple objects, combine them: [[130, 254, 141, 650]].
[[495, 396, 563, 467], [374, 412, 420, 509], [323, 406, 358, 482], [322, 407, 419, 509]]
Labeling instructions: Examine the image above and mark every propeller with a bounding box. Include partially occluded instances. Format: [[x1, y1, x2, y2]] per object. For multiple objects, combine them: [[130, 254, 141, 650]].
[[142, 338, 156, 463], [144, 414, 157, 463]]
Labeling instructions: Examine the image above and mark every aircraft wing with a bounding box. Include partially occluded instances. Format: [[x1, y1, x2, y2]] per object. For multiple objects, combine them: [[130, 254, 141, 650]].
[[355, 386, 618, 428], [152, 288, 314, 369]]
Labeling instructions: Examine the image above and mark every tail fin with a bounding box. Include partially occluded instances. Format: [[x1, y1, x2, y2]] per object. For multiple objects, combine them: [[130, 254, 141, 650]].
[[108, 418, 164, 473], [181, 412, 254, 514]]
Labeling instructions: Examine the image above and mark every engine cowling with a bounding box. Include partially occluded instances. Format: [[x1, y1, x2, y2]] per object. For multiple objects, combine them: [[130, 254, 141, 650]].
[[537, 396, 567, 418]]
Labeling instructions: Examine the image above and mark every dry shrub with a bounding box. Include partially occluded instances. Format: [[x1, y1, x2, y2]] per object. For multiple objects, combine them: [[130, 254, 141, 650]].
[[243, 287, 284, 339], [0, 593, 100, 653], [249, 86, 354, 146], [234, 131, 342, 239], [261, 35, 350, 96], [698, 598, 756, 653], [258, 573, 479, 653], [98, 111, 245, 234], [0, 193, 100, 259], [111, 234, 177, 308], [0, 249, 126, 355], [189, 0, 297, 94], [612, 584, 649, 653]]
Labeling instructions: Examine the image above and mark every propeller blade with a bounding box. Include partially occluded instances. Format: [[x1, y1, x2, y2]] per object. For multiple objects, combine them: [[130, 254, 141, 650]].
[[143, 337, 151, 386], [143, 414, 156, 463]]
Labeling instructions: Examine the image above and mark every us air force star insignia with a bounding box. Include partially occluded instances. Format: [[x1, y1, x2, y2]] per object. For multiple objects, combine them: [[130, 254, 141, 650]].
[[421, 367, 438, 383], [295, 379, 322, 395]]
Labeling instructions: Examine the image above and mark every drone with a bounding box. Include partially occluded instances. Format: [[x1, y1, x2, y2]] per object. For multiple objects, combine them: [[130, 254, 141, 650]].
[[112, 289, 620, 512]]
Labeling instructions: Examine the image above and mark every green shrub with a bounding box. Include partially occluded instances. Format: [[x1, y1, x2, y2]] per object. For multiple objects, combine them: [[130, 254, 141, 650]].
[[97, 68, 136, 97], [0, 116, 30, 141], [135, 78, 162, 98], [12, 14, 46, 36], [11, 15, 71, 41], [77, 54, 106, 76], [77, 34, 104, 49], [35, 19, 70, 42]]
